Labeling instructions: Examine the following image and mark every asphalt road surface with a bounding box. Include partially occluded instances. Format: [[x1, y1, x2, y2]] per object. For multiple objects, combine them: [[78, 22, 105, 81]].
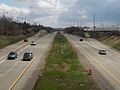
[[65, 34, 120, 90], [0, 31, 55, 90]]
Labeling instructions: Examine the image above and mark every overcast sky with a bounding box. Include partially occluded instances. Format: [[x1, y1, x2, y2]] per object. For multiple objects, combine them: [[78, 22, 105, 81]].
[[0, 0, 120, 27]]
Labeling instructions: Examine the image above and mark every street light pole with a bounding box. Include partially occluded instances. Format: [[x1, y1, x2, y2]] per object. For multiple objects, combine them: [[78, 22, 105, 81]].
[[93, 12, 96, 29]]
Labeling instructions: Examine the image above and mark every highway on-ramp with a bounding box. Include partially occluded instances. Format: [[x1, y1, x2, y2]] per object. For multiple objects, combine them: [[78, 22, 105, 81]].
[[0, 32, 55, 90], [65, 34, 120, 90]]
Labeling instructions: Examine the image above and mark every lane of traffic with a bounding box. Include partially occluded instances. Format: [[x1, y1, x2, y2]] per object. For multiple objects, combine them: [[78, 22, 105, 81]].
[[0, 32, 46, 76], [12, 34, 55, 90], [0, 31, 44, 62], [0, 33, 54, 90], [66, 34, 120, 89]]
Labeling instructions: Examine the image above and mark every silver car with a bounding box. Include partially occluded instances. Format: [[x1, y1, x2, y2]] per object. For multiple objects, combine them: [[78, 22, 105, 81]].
[[7, 52, 18, 60]]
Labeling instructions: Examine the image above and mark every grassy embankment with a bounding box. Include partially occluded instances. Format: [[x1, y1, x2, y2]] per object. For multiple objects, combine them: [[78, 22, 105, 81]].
[[97, 36, 120, 51], [34, 32, 98, 90], [0, 32, 37, 49]]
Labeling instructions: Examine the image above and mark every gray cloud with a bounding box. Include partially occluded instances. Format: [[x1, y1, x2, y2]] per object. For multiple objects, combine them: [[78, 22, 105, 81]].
[[1, 0, 120, 27], [59, 0, 120, 27]]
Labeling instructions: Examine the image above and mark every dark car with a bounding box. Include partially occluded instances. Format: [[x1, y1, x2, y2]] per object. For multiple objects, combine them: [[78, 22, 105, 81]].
[[24, 39, 28, 42], [79, 38, 83, 41], [98, 50, 106, 55], [23, 52, 33, 61], [7, 52, 17, 60]]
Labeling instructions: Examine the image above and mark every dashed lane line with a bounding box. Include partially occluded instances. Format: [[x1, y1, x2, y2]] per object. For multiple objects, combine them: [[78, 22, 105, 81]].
[[68, 35, 120, 85]]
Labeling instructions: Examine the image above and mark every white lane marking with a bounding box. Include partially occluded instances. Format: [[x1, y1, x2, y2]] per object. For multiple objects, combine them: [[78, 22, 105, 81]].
[[69, 36, 120, 86], [0, 44, 27, 62], [0, 46, 29, 76], [0, 60, 6, 64], [0, 34, 46, 65], [0, 61, 20, 77], [8, 34, 53, 90], [0, 35, 47, 76]]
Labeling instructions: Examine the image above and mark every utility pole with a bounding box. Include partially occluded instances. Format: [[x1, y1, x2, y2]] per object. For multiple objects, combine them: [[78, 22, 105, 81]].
[[93, 12, 96, 29], [77, 21, 80, 27], [81, 19, 83, 28]]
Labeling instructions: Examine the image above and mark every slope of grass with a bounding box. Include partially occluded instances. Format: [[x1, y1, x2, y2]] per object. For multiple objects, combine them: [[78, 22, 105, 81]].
[[0, 32, 37, 49], [97, 36, 120, 51], [34, 32, 98, 90]]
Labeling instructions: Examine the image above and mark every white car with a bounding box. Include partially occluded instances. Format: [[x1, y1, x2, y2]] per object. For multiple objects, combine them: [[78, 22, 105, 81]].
[[98, 50, 106, 55], [31, 42, 36, 45]]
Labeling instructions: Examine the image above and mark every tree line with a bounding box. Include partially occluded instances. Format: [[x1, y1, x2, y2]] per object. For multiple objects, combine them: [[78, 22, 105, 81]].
[[0, 16, 45, 36]]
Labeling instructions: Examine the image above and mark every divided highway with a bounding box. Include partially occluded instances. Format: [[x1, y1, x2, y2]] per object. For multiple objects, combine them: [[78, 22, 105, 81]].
[[65, 34, 120, 90], [0, 32, 55, 90], [1, 32, 119, 90]]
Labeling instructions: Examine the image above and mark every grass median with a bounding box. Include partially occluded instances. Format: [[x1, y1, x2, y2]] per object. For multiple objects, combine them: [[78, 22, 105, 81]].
[[34, 32, 98, 90]]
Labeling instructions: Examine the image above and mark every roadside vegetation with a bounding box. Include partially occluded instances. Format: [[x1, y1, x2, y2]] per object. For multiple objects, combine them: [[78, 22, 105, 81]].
[[34, 32, 98, 90], [0, 32, 36, 49], [97, 36, 120, 51], [63, 26, 120, 51], [0, 16, 54, 49]]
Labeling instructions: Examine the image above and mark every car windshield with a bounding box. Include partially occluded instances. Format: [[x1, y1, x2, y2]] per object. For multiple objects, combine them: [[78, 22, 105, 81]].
[[101, 50, 105, 52], [10, 52, 15, 55], [24, 53, 31, 57]]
